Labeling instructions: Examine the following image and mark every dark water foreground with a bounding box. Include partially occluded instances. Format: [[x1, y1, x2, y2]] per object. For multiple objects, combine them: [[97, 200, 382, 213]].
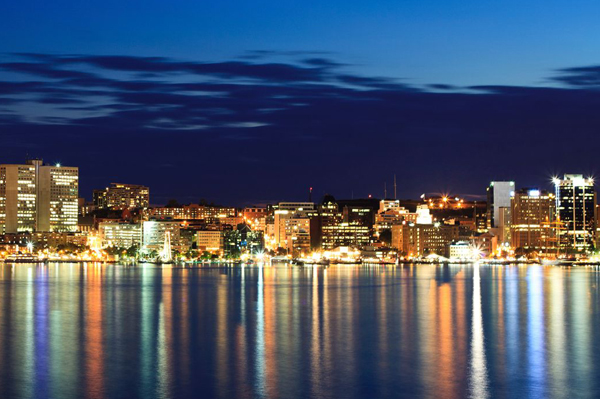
[[0, 263, 599, 399]]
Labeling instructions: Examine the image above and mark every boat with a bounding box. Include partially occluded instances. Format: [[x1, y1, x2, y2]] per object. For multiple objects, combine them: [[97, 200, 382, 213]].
[[3, 254, 41, 263]]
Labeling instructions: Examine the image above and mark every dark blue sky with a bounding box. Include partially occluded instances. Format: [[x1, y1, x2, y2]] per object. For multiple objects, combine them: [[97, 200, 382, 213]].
[[2, 1, 600, 205]]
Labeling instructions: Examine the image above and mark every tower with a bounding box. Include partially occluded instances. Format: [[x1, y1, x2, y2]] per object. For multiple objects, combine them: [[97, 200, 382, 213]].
[[554, 175, 596, 253]]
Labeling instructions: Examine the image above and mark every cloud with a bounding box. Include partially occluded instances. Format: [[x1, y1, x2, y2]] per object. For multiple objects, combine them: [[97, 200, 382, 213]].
[[551, 65, 600, 87], [2, 52, 600, 204]]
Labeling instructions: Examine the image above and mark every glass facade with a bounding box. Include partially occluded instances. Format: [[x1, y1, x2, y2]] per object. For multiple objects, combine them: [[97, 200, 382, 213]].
[[555, 175, 596, 252]]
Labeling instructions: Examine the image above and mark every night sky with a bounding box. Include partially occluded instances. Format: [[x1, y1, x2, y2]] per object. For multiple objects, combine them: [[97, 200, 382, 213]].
[[2, 1, 600, 206]]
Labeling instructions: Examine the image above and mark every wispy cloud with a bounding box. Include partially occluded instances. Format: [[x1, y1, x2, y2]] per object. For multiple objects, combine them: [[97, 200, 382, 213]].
[[2, 53, 600, 204]]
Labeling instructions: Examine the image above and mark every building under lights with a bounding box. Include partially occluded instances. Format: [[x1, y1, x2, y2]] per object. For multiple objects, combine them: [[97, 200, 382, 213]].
[[554, 174, 596, 253], [391, 222, 462, 257], [510, 188, 556, 255], [99, 221, 142, 248], [94, 183, 149, 210], [0, 159, 78, 234], [321, 221, 371, 249], [486, 181, 514, 231], [196, 230, 224, 253], [271, 202, 315, 252], [149, 204, 238, 223], [223, 224, 264, 257], [142, 220, 182, 253]]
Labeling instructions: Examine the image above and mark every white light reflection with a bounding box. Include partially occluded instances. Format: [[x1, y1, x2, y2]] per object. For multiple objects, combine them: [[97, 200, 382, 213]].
[[254, 264, 266, 397], [469, 264, 488, 399], [527, 266, 545, 397]]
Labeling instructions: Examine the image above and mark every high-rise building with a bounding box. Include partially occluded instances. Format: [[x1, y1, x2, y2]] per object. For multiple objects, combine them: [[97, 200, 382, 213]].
[[554, 174, 596, 252], [0, 159, 78, 234], [37, 164, 79, 232], [510, 188, 556, 255], [0, 163, 37, 233], [94, 183, 149, 209], [487, 181, 515, 229]]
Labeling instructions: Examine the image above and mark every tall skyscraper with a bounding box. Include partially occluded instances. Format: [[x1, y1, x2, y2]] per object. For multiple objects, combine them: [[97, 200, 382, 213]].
[[38, 164, 79, 232], [0, 162, 37, 233], [0, 159, 78, 234], [486, 181, 515, 229], [554, 174, 596, 252]]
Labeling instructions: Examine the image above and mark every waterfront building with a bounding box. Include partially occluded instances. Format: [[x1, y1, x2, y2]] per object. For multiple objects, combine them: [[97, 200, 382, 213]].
[[471, 232, 497, 256], [510, 188, 556, 255], [0, 159, 78, 234], [449, 241, 472, 260], [309, 195, 343, 250], [554, 174, 596, 252], [223, 224, 264, 257], [486, 181, 515, 229], [282, 215, 311, 255], [321, 221, 371, 250], [142, 220, 182, 253], [37, 164, 79, 232], [98, 222, 142, 248], [94, 183, 149, 210], [497, 206, 511, 245], [196, 230, 224, 253], [271, 201, 315, 251], [391, 222, 461, 257], [0, 162, 37, 233]]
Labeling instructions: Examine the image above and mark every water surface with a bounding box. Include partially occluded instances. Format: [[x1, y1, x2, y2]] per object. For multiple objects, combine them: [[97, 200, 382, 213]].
[[0, 263, 599, 398]]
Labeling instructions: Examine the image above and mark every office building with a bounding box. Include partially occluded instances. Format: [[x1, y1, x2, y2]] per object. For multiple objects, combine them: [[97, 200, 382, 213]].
[[223, 224, 264, 257], [94, 183, 149, 210], [271, 202, 315, 251], [149, 204, 237, 222], [322, 221, 371, 250], [448, 241, 473, 260], [554, 174, 596, 252], [487, 181, 514, 229], [197, 230, 224, 253], [142, 220, 182, 252], [511, 188, 556, 255], [99, 222, 142, 248], [0, 159, 78, 234], [37, 164, 79, 232], [0, 163, 37, 233], [391, 222, 462, 257]]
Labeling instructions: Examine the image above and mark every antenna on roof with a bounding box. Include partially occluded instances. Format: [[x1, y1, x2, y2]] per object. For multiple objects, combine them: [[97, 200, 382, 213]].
[[384, 182, 387, 199], [394, 174, 397, 199]]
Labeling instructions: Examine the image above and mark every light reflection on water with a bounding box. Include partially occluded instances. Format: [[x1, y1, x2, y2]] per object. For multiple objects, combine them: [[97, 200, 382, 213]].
[[0, 263, 600, 398], [469, 264, 488, 399]]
